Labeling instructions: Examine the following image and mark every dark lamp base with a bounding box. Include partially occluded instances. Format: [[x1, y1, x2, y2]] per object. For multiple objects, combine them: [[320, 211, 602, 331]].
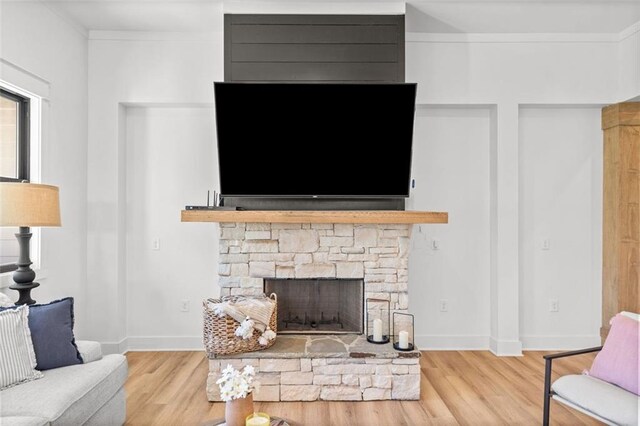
[[10, 227, 39, 305], [10, 282, 40, 305]]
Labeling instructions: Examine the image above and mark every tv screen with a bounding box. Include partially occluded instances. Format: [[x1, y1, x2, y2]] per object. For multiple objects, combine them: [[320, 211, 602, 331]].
[[214, 82, 417, 198]]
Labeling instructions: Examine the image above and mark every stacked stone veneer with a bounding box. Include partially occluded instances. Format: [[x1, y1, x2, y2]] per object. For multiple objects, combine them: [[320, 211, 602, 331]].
[[218, 222, 411, 310], [207, 356, 420, 402], [211, 222, 417, 402]]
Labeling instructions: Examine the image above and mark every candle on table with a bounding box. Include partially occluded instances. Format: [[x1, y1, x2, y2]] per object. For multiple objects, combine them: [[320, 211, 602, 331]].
[[246, 413, 270, 426], [373, 318, 383, 342], [399, 330, 409, 349]]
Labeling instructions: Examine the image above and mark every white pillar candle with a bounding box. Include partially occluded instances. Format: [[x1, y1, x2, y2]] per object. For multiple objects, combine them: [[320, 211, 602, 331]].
[[373, 318, 383, 342], [399, 330, 409, 349]]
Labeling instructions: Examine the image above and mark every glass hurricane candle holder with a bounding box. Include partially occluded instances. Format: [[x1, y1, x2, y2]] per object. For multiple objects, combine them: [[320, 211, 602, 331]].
[[393, 312, 415, 351], [366, 298, 390, 344]]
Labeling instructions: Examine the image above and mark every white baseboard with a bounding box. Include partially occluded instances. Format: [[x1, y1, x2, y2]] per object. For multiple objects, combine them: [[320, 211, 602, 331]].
[[100, 338, 128, 355], [490, 338, 523, 356], [521, 335, 601, 350], [415, 334, 490, 350], [125, 336, 204, 352]]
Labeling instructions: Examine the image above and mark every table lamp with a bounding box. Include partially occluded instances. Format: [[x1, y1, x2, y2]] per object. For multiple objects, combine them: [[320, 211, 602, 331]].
[[0, 182, 61, 305]]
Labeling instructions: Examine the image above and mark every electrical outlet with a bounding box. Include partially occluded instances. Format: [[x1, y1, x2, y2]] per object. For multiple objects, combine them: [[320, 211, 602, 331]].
[[542, 238, 551, 250], [181, 300, 190, 312], [152, 238, 160, 251], [549, 299, 559, 312], [439, 299, 448, 312]]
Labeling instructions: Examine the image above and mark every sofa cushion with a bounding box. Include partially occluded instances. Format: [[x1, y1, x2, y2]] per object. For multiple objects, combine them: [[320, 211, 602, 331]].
[[85, 388, 126, 426], [76, 340, 103, 364], [0, 306, 43, 390], [0, 416, 48, 426], [0, 354, 128, 425], [552, 374, 639, 426]]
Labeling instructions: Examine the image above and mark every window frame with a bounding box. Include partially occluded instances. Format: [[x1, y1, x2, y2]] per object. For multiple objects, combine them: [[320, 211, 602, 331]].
[[0, 87, 31, 274]]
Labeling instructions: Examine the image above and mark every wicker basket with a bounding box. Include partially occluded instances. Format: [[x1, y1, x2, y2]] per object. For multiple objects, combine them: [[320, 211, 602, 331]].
[[203, 294, 277, 357]]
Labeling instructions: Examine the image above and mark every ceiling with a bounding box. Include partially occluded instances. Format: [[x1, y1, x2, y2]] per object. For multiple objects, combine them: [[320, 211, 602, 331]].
[[44, 1, 224, 32], [30, 0, 640, 34]]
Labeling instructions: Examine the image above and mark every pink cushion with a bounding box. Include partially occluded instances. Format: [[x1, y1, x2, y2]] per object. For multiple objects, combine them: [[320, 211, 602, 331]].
[[588, 314, 639, 395]]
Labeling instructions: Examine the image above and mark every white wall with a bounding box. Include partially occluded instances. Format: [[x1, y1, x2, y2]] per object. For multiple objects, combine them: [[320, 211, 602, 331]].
[[409, 106, 492, 349], [125, 106, 217, 349], [405, 34, 623, 352], [87, 28, 224, 351], [0, 1, 635, 354], [619, 23, 640, 100], [518, 107, 603, 349], [407, 38, 618, 104], [0, 2, 89, 337], [83, 10, 637, 352]]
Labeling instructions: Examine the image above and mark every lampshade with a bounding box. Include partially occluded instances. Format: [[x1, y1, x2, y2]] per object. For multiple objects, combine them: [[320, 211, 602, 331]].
[[0, 182, 61, 227]]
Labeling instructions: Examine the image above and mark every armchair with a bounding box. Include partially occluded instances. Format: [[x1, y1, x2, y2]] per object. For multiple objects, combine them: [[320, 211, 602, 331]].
[[543, 312, 639, 425]]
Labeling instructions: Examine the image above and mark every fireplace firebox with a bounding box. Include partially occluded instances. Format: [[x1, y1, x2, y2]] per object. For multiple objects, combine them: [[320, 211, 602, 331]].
[[264, 278, 363, 334]]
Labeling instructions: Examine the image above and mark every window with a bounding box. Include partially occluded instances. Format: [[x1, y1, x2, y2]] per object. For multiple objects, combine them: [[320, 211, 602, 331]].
[[0, 87, 30, 273]]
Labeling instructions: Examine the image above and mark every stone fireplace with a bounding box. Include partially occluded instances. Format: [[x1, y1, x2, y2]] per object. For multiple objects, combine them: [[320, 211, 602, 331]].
[[207, 221, 420, 402], [217, 222, 410, 307]]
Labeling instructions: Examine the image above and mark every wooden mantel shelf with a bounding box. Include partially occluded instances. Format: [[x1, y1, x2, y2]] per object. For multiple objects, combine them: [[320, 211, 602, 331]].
[[181, 210, 448, 224]]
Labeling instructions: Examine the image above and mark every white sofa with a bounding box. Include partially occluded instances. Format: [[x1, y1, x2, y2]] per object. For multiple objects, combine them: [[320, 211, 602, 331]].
[[0, 341, 128, 426]]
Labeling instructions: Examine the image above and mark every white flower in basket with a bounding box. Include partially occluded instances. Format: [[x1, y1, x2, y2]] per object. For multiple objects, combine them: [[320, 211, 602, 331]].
[[235, 318, 256, 340], [216, 364, 259, 402]]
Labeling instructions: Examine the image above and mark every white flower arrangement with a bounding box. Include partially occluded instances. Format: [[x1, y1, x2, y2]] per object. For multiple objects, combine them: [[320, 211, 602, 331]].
[[216, 364, 257, 402]]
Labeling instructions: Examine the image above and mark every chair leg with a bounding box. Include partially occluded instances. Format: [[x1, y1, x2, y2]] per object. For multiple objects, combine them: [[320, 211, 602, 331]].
[[543, 358, 553, 426]]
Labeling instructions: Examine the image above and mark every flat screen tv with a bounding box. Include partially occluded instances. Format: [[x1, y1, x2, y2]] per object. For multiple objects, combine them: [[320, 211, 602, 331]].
[[214, 82, 417, 199]]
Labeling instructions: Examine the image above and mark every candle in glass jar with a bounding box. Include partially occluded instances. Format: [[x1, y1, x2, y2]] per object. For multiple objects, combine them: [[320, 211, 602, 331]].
[[246, 413, 270, 426], [373, 318, 383, 342], [399, 330, 409, 349]]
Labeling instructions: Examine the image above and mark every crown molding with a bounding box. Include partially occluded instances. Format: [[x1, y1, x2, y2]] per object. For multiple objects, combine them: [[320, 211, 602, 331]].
[[89, 30, 219, 41], [406, 32, 620, 43], [222, 1, 405, 15]]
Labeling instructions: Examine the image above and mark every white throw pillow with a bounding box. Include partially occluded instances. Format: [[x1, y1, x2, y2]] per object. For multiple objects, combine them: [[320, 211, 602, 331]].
[[0, 305, 43, 390], [0, 292, 14, 308]]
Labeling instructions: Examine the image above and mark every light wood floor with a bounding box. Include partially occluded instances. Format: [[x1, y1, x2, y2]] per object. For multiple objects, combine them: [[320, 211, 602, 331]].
[[124, 350, 600, 425]]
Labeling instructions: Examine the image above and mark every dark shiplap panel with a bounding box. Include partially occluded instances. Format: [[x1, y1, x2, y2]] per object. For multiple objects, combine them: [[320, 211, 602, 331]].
[[231, 24, 398, 44], [397, 18, 405, 82], [231, 62, 398, 81], [224, 15, 232, 81], [225, 14, 404, 83], [232, 44, 398, 63]]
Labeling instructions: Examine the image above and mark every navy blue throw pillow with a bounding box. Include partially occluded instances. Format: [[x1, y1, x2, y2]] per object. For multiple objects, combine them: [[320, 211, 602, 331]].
[[28, 297, 83, 370]]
